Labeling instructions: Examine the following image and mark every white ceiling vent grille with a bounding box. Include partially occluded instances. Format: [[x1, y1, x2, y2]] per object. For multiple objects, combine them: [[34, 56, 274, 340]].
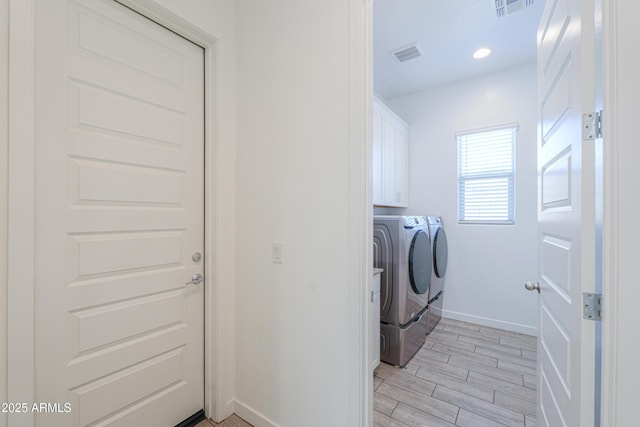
[[493, 0, 535, 17], [391, 44, 422, 63]]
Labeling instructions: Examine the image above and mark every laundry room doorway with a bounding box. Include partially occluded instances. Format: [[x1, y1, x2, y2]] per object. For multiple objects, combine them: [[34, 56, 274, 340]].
[[370, 0, 602, 425]]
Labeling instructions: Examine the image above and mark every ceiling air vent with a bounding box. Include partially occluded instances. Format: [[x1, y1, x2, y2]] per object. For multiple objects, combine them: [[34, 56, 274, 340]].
[[493, 0, 535, 17], [391, 43, 422, 63]]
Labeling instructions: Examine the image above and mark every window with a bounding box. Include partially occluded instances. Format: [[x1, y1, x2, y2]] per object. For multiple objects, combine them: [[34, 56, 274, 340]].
[[457, 124, 517, 224]]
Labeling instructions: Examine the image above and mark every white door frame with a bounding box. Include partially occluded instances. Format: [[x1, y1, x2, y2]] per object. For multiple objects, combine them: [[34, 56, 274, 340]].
[[0, 0, 9, 425], [350, 1, 374, 426], [600, 0, 637, 425], [5, 0, 234, 424]]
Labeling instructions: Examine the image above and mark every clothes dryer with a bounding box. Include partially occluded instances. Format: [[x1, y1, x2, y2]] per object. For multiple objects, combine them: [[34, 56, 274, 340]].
[[373, 215, 432, 366], [426, 216, 448, 334]]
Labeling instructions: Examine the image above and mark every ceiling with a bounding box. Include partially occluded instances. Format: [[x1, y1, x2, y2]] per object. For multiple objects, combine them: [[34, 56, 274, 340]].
[[373, 0, 545, 100]]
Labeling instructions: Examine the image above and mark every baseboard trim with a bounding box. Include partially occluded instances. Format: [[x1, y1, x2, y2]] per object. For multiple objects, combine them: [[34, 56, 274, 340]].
[[234, 400, 281, 427], [442, 309, 537, 336]]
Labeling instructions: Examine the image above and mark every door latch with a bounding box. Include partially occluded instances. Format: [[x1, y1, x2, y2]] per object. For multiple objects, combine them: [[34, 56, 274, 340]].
[[185, 273, 203, 285]]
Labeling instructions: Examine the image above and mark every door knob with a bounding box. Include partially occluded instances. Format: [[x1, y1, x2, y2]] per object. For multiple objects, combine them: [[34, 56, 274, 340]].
[[186, 273, 203, 285], [524, 281, 540, 293]]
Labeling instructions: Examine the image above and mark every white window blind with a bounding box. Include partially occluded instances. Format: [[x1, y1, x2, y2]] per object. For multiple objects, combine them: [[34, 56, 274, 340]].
[[457, 125, 517, 224]]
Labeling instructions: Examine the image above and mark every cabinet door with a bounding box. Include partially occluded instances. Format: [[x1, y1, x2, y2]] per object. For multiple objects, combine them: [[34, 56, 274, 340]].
[[372, 98, 409, 208], [372, 109, 384, 205], [395, 127, 409, 206], [382, 117, 397, 204]]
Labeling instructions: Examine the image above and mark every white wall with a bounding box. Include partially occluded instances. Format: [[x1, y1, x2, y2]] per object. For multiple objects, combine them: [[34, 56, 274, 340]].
[[234, 1, 368, 426], [386, 63, 539, 335]]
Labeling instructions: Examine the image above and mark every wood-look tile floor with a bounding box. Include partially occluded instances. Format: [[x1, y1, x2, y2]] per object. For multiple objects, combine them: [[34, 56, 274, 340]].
[[374, 318, 537, 427]]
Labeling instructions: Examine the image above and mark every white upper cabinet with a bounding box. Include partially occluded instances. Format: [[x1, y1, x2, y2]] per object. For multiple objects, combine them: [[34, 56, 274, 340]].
[[372, 107, 385, 204], [373, 97, 409, 207]]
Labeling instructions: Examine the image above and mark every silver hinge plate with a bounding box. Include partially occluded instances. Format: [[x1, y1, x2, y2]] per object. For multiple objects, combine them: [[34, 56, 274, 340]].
[[583, 292, 602, 321], [582, 110, 603, 140]]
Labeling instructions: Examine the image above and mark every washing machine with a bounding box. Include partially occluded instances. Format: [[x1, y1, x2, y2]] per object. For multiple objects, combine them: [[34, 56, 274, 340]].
[[426, 216, 448, 334], [373, 216, 432, 366]]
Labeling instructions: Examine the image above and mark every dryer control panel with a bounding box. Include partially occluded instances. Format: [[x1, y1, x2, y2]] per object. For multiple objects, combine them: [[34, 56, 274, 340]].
[[403, 216, 427, 228]]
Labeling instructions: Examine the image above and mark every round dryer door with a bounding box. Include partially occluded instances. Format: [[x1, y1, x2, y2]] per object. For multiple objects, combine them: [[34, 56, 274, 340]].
[[408, 230, 432, 295], [433, 227, 448, 278]]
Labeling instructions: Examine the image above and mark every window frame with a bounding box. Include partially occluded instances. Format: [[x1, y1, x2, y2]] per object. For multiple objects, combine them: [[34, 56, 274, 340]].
[[456, 123, 518, 225]]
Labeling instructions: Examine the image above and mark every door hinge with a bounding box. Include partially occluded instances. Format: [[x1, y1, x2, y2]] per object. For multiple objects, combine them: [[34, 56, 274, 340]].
[[583, 292, 602, 321], [582, 110, 603, 140]]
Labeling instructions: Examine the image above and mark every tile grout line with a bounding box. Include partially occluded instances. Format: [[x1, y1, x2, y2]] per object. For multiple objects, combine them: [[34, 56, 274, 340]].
[[389, 398, 400, 417]]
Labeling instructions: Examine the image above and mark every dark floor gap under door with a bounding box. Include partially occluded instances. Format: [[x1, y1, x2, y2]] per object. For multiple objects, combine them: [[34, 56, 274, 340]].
[[176, 410, 206, 427]]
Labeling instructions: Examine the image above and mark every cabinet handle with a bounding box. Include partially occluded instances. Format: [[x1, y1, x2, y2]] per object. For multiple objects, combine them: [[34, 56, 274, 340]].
[[396, 192, 401, 202]]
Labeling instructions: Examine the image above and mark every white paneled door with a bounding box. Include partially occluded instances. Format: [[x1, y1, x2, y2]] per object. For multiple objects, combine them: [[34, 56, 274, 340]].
[[34, 0, 205, 425], [536, 0, 597, 425]]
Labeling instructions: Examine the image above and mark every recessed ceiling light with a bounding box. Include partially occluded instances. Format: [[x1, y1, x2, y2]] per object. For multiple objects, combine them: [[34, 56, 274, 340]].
[[473, 48, 492, 59]]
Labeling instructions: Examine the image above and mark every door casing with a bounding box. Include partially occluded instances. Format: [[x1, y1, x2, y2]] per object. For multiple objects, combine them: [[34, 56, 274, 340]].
[[0, 0, 8, 425]]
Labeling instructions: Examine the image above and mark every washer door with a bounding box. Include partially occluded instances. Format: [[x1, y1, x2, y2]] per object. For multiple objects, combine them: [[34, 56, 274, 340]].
[[408, 230, 432, 295], [433, 227, 448, 278]]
